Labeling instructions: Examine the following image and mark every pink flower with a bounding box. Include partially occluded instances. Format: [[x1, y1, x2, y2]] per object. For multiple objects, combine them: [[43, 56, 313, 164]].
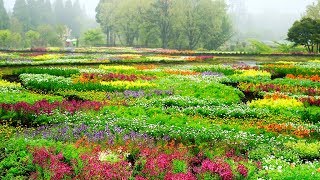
[[237, 164, 248, 177]]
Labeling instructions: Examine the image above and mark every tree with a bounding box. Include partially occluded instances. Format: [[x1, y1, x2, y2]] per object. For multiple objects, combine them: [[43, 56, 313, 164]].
[[287, 18, 320, 53], [13, 0, 30, 32], [0, 30, 12, 49], [95, 0, 233, 50], [25, 30, 40, 47], [9, 17, 24, 34], [54, 0, 65, 25], [37, 24, 61, 47], [202, 0, 233, 50], [96, 0, 118, 46], [10, 32, 22, 48], [0, 0, 9, 29], [83, 28, 105, 46], [148, 0, 173, 48], [113, 0, 150, 46], [305, 0, 320, 20]]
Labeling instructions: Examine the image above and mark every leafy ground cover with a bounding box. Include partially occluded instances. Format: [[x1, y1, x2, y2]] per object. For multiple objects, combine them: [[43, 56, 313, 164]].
[[0, 51, 319, 179]]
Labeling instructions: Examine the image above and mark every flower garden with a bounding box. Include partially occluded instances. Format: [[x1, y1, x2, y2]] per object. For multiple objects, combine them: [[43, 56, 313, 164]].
[[0, 50, 319, 179]]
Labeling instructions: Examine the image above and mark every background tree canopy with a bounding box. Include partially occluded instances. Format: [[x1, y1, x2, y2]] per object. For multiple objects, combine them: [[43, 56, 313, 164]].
[[0, 0, 96, 48], [96, 0, 233, 50], [287, 0, 320, 53]]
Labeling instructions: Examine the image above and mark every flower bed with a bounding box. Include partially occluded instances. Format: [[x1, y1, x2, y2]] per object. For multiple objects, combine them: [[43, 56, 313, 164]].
[[0, 54, 320, 179]]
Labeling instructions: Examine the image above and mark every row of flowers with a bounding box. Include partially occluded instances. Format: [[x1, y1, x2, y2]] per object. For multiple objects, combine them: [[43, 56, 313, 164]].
[[286, 74, 320, 82], [73, 73, 156, 83], [238, 82, 320, 96], [0, 79, 21, 88], [0, 100, 107, 125]]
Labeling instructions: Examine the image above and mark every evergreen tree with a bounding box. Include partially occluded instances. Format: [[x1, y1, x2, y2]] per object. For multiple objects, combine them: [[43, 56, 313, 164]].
[[0, 0, 9, 29], [28, 0, 41, 28], [71, 0, 83, 36], [54, 0, 65, 25], [13, 0, 30, 31], [43, 0, 54, 25]]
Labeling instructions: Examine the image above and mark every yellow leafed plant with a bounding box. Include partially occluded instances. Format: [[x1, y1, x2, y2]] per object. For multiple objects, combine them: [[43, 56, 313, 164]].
[[238, 69, 271, 78], [99, 65, 136, 71], [0, 79, 21, 88], [248, 98, 303, 109]]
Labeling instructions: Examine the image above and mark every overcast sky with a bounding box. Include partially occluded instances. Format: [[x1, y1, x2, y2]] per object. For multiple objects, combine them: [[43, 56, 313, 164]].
[[245, 0, 316, 14], [4, 0, 317, 18]]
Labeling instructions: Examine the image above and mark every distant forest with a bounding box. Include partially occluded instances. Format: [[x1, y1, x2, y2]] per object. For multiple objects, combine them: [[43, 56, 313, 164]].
[[0, 0, 95, 48]]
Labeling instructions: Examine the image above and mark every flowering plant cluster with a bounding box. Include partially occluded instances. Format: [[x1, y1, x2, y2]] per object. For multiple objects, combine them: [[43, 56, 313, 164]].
[[73, 73, 156, 84], [28, 141, 254, 180], [286, 74, 320, 82], [0, 52, 320, 179], [0, 100, 106, 125], [165, 69, 200, 76], [101, 80, 157, 90], [248, 97, 304, 109], [0, 79, 21, 88], [239, 82, 320, 96]]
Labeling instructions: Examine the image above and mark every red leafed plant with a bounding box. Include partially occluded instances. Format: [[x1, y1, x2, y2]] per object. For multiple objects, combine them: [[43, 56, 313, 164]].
[[31, 147, 73, 180]]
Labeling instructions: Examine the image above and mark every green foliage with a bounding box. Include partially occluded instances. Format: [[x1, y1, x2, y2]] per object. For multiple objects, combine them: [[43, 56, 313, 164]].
[[248, 39, 273, 54], [262, 63, 319, 76], [54, 90, 108, 101], [274, 41, 306, 53], [0, 30, 11, 49], [14, 67, 80, 77], [172, 160, 187, 173], [0, 90, 63, 104], [96, 0, 232, 50], [83, 28, 105, 46], [287, 18, 320, 53], [0, 0, 9, 30], [25, 30, 40, 48], [192, 65, 236, 76], [285, 141, 320, 160], [305, 0, 320, 20], [301, 106, 320, 123]]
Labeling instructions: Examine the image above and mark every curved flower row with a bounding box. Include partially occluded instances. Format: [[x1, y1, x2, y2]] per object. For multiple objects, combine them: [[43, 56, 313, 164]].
[[239, 82, 320, 96], [73, 73, 156, 84], [99, 65, 136, 71], [0, 99, 105, 115], [286, 74, 320, 82], [100, 81, 157, 89], [237, 69, 271, 78], [165, 69, 200, 76], [248, 98, 304, 109], [0, 79, 21, 88]]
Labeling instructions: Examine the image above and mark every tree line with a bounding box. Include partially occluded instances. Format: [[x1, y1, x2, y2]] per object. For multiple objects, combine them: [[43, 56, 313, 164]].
[[0, 0, 94, 48], [96, 0, 233, 50]]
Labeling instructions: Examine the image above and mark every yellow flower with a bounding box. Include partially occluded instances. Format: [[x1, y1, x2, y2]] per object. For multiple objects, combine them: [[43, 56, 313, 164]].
[[0, 79, 21, 88], [99, 65, 136, 71], [238, 69, 271, 78], [309, 60, 320, 63], [248, 98, 304, 109], [33, 54, 63, 61], [276, 61, 296, 64]]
